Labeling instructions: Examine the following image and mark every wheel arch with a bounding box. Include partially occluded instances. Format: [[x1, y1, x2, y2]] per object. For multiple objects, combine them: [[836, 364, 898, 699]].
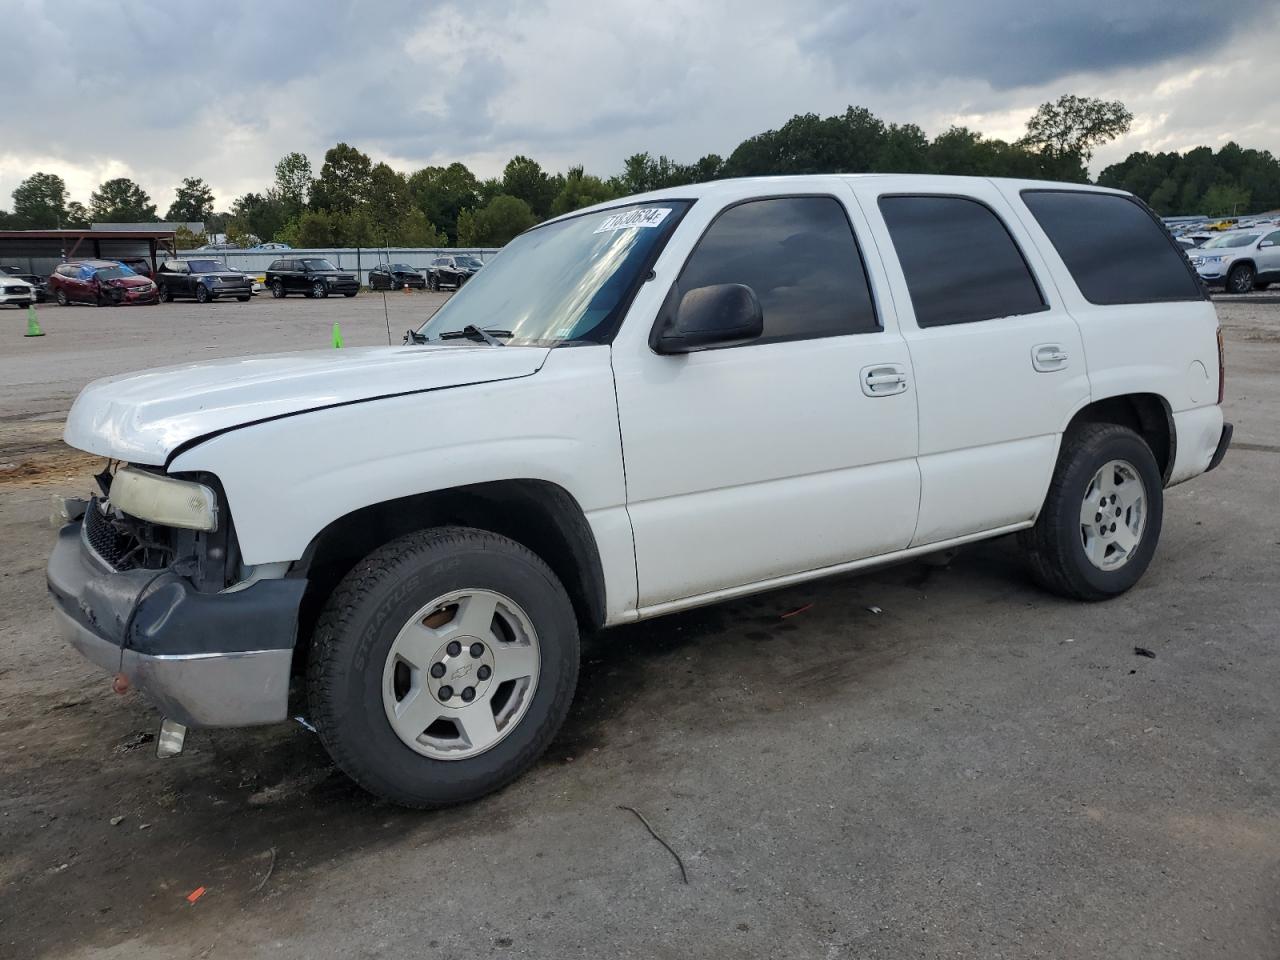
[[1061, 392, 1175, 484], [292, 478, 607, 664]]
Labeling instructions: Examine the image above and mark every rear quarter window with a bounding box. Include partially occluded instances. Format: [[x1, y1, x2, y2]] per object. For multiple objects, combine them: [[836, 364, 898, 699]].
[[1021, 190, 1204, 305]]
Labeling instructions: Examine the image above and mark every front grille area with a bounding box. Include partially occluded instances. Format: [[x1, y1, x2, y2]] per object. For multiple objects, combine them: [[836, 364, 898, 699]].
[[83, 500, 139, 571]]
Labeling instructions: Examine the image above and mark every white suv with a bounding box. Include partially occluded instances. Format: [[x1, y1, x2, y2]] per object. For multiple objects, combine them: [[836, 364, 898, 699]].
[[1187, 227, 1280, 293], [48, 175, 1231, 807]]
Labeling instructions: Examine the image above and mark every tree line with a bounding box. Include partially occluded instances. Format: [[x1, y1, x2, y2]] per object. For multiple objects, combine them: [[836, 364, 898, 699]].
[[2, 95, 1277, 247]]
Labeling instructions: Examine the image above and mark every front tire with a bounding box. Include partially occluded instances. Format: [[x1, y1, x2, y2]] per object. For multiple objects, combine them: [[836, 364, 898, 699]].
[[310, 280, 327, 299], [195, 284, 210, 303], [307, 526, 580, 808], [55, 289, 68, 306], [271, 280, 286, 298], [1018, 423, 1163, 601], [158, 284, 172, 303], [1226, 262, 1255, 294]]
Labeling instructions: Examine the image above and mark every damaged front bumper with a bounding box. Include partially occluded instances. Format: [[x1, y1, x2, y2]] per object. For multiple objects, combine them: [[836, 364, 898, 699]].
[[46, 519, 306, 727]]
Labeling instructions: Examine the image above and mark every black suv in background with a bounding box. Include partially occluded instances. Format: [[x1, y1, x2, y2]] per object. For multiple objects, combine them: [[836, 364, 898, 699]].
[[368, 263, 426, 290], [156, 259, 253, 303], [265, 258, 359, 298], [426, 255, 483, 290]]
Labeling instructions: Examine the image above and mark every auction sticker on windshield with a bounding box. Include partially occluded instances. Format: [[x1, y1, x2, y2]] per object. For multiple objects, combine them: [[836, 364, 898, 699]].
[[594, 207, 672, 233]]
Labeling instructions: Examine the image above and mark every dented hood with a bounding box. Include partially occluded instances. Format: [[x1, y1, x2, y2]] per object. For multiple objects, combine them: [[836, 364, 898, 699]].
[[64, 344, 548, 465]]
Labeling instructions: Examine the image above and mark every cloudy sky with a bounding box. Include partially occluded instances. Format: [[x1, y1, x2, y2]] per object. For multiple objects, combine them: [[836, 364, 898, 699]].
[[2, 0, 1277, 212]]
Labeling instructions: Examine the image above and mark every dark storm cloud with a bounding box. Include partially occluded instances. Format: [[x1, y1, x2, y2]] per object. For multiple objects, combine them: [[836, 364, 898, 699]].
[[799, 0, 1272, 90], [1, 0, 1277, 209]]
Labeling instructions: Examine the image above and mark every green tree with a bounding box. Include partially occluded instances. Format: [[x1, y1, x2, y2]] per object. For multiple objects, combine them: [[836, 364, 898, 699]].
[[394, 207, 447, 247], [281, 209, 337, 247], [408, 162, 480, 242], [230, 191, 288, 243], [551, 166, 617, 215], [11, 172, 69, 228], [274, 152, 312, 216], [501, 155, 557, 218], [311, 143, 372, 214], [90, 177, 157, 222], [1201, 182, 1251, 217], [166, 176, 215, 222], [174, 224, 205, 249], [456, 195, 536, 246], [1019, 94, 1132, 178], [366, 162, 412, 241], [65, 201, 90, 227]]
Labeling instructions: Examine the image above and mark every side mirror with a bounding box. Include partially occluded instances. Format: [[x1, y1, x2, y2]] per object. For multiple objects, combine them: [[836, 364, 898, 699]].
[[652, 283, 764, 354], [1261, 240, 1275, 248]]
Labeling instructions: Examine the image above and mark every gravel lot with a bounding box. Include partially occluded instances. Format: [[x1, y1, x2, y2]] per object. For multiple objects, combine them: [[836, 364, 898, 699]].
[[1, 295, 1277, 959]]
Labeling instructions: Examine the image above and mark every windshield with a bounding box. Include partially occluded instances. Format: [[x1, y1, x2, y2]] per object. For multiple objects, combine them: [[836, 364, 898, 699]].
[[303, 258, 338, 270], [415, 201, 689, 345], [389, 263, 416, 272], [186, 259, 227, 272], [455, 256, 483, 268], [95, 265, 135, 280], [1201, 233, 1259, 249]]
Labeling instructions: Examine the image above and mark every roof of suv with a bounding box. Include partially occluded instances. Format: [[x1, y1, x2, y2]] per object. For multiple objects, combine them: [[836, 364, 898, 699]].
[[549, 174, 1132, 226]]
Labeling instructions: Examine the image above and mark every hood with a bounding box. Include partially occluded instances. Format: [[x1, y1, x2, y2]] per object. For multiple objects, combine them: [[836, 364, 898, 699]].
[[104, 275, 152, 288], [64, 344, 549, 465]]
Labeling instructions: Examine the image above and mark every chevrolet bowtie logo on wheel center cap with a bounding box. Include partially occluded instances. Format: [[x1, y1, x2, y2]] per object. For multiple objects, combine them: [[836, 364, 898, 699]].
[[451, 663, 473, 681]]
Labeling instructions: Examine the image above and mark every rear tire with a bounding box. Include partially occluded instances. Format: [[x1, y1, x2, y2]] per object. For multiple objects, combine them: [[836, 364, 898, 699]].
[[307, 526, 580, 808], [1018, 423, 1163, 601], [1226, 262, 1255, 294]]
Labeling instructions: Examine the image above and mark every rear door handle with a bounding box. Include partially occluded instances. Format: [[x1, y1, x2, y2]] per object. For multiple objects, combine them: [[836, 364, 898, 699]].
[[861, 363, 909, 397], [1032, 343, 1069, 372]]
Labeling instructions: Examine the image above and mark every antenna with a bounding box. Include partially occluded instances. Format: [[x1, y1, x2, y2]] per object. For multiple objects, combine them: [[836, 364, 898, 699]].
[[380, 234, 392, 345]]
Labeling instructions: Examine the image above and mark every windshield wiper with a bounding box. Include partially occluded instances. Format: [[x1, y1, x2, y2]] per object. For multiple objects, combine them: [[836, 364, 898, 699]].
[[438, 325, 511, 346]]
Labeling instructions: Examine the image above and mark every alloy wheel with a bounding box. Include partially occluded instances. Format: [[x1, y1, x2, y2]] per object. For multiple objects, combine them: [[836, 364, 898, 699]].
[[381, 589, 541, 760], [1079, 459, 1147, 571]]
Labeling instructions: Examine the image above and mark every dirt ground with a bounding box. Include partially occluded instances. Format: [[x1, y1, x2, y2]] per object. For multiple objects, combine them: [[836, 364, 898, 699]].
[[1, 294, 1277, 959]]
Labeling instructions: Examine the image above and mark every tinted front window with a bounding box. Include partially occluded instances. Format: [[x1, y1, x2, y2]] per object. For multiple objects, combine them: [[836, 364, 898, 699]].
[[879, 195, 1046, 327], [456, 256, 483, 268], [95, 265, 134, 280], [1022, 191, 1203, 304], [1265, 231, 1280, 245], [678, 196, 878, 343]]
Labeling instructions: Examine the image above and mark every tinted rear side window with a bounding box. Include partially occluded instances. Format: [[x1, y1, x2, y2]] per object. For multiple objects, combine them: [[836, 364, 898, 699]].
[[1021, 190, 1204, 305], [679, 195, 878, 343], [879, 195, 1046, 328]]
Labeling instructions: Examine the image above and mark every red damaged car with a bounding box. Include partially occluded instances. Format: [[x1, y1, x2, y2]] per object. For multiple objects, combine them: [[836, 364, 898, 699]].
[[49, 260, 159, 306]]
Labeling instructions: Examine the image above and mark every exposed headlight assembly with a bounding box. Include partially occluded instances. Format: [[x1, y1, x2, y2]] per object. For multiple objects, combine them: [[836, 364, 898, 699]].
[[109, 466, 218, 531]]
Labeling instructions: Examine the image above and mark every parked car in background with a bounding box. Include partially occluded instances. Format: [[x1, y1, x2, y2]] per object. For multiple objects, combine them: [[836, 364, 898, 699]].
[[2, 265, 49, 302], [265, 257, 359, 298], [368, 263, 426, 290], [252, 242, 291, 251], [48, 260, 158, 306], [0, 273, 37, 308], [48, 176, 1230, 808], [194, 242, 242, 252], [118, 257, 154, 279], [426, 255, 483, 290], [156, 259, 253, 303], [1187, 228, 1280, 293]]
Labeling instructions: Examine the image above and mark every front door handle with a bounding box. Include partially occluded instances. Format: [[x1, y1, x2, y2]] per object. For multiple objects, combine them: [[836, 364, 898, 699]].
[[861, 363, 909, 397], [1032, 343, 1069, 372]]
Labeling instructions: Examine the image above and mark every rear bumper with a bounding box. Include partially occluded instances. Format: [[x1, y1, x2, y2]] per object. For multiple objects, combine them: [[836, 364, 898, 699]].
[[1168, 406, 1228, 485], [46, 520, 305, 727], [1205, 421, 1233, 473]]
